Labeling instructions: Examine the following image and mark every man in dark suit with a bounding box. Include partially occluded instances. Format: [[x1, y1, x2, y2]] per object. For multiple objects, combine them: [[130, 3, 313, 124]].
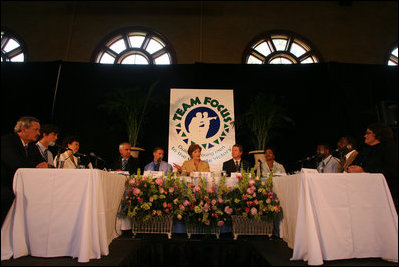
[[111, 142, 139, 175], [1, 116, 49, 224], [222, 144, 251, 176]]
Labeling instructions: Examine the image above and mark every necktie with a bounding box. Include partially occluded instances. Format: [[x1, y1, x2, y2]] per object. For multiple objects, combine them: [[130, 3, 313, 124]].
[[321, 162, 326, 173], [122, 159, 128, 171], [43, 148, 48, 162], [235, 161, 240, 171], [24, 145, 28, 157], [155, 162, 160, 171]]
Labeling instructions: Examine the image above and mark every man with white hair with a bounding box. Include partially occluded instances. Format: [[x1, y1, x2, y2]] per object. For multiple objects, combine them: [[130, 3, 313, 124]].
[[111, 142, 139, 175], [1, 116, 49, 223]]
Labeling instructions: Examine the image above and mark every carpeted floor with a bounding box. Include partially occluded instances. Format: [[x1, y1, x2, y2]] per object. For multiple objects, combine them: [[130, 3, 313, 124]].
[[1, 233, 397, 266]]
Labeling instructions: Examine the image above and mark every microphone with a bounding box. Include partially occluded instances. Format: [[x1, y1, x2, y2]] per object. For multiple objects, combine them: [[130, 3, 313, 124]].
[[258, 159, 263, 177], [90, 152, 104, 161]]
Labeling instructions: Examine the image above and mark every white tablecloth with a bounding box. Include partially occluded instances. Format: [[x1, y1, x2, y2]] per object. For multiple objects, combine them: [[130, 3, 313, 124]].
[[273, 172, 398, 265], [1, 168, 126, 263]]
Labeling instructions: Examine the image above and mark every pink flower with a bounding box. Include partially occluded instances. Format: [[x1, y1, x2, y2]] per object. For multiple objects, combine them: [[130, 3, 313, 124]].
[[133, 188, 141, 196], [212, 205, 217, 211], [253, 199, 258, 205], [165, 208, 169, 213], [204, 203, 210, 212], [128, 200, 131, 204], [152, 210, 157, 215], [217, 221, 224, 227], [250, 207, 258, 215], [157, 210, 162, 216], [179, 204, 185, 211], [243, 194, 248, 200], [224, 206, 233, 215], [247, 187, 255, 195], [275, 206, 280, 213], [167, 203, 172, 208], [237, 174, 242, 180], [194, 186, 201, 193], [149, 196, 154, 202], [245, 207, 250, 214], [128, 179, 135, 185], [183, 200, 190, 207], [207, 189, 214, 194], [163, 202, 167, 208], [218, 198, 224, 204], [169, 187, 175, 193], [205, 220, 210, 226], [249, 180, 255, 186], [159, 187, 165, 194], [211, 199, 217, 206], [155, 178, 163, 186]]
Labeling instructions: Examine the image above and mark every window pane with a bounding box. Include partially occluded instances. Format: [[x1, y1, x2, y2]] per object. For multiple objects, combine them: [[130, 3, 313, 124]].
[[121, 54, 149, 65], [388, 60, 397, 66], [109, 39, 126, 54], [290, 42, 307, 57], [392, 48, 398, 57], [10, 53, 24, 62], [99, 52, 115, 64], [254, 42, 271, 56], [154, 53, 170, 65], [272, 39, 287, 51], [247, 55, 263, 64], [146, 39, 164, 54], [129, 36, 145, 48], [4, 39, 20, 52], [300, 57, 314, 64], [269, 57, 292, 64]]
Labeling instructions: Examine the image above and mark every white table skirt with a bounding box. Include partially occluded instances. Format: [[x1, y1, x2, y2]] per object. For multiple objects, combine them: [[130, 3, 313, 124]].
[[273, 172, 398, 265], [1, 168, 126, 263]]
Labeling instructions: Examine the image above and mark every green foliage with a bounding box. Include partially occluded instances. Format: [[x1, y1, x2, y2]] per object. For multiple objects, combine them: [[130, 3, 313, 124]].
[[99, 81, 158, 147], [239, 93, 294, 150]]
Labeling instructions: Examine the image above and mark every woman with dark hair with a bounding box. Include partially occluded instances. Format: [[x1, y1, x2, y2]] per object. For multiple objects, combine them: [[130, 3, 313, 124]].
[[173, 144, 210, 176], [53, 136, 92, 169], [348, 123, 398, 206]]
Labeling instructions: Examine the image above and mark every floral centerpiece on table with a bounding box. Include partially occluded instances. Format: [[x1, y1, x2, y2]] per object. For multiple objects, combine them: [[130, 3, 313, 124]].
[[224, 169, 281, 221], [118, 170, 179, 222], [173, 175, 230, 227]]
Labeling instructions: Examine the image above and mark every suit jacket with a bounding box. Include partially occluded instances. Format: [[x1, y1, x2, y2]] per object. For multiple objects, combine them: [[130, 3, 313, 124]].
[[222, 158, 251, 176], [27, 142, 49, 167], [181, 159, 210, 175], [112, 156, 139, 175], [1, 133, 36, 189]]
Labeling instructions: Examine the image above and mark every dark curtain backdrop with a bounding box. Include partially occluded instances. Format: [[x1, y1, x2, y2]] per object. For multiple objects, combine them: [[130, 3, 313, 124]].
[[1, 61, 397, 172]]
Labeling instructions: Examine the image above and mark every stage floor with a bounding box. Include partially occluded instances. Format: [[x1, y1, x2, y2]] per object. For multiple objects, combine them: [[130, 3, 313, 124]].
[[1, 233, 397, 266]]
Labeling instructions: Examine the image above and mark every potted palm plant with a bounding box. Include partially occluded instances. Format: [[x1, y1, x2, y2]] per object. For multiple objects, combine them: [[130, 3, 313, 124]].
[[239, 92, 294, 163], [100, 81, 158, 158]]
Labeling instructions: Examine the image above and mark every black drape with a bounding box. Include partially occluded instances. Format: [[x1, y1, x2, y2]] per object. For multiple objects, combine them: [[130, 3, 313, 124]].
[[1, 61, 397, 172]]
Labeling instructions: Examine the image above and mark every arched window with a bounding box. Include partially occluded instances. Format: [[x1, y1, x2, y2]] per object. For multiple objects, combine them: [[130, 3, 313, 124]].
[[92, 27, 176, 65], [387, 45, 398, 66], [243, 30, 322, 64], [1, 28, 27, 62]]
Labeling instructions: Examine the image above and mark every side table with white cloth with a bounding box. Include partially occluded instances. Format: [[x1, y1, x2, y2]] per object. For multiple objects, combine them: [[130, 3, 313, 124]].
[[273, 172, 398, 266], [1, 168, 126, 263]]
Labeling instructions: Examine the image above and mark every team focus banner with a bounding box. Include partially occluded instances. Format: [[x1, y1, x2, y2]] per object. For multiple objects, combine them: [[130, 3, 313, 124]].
[[168, 89, 235, 172]]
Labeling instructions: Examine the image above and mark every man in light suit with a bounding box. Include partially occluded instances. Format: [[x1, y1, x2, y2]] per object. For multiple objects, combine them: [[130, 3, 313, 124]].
[[222, 144, 251, 176]]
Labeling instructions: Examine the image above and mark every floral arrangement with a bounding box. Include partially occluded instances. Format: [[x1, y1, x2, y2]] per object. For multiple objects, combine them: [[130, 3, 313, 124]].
[[224, 169, 281, 221], [119, 169, 281, 226], [118, 170, 179, 221]]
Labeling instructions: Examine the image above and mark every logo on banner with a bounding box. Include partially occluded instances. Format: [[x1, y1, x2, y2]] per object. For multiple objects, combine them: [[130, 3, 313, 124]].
[[172, 97, 233, 149]]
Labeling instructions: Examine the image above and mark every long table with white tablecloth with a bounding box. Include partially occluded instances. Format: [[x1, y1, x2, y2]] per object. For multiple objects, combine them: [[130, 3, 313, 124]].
[[273, 172, 398, 266], [1, 168, 126, 263]]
